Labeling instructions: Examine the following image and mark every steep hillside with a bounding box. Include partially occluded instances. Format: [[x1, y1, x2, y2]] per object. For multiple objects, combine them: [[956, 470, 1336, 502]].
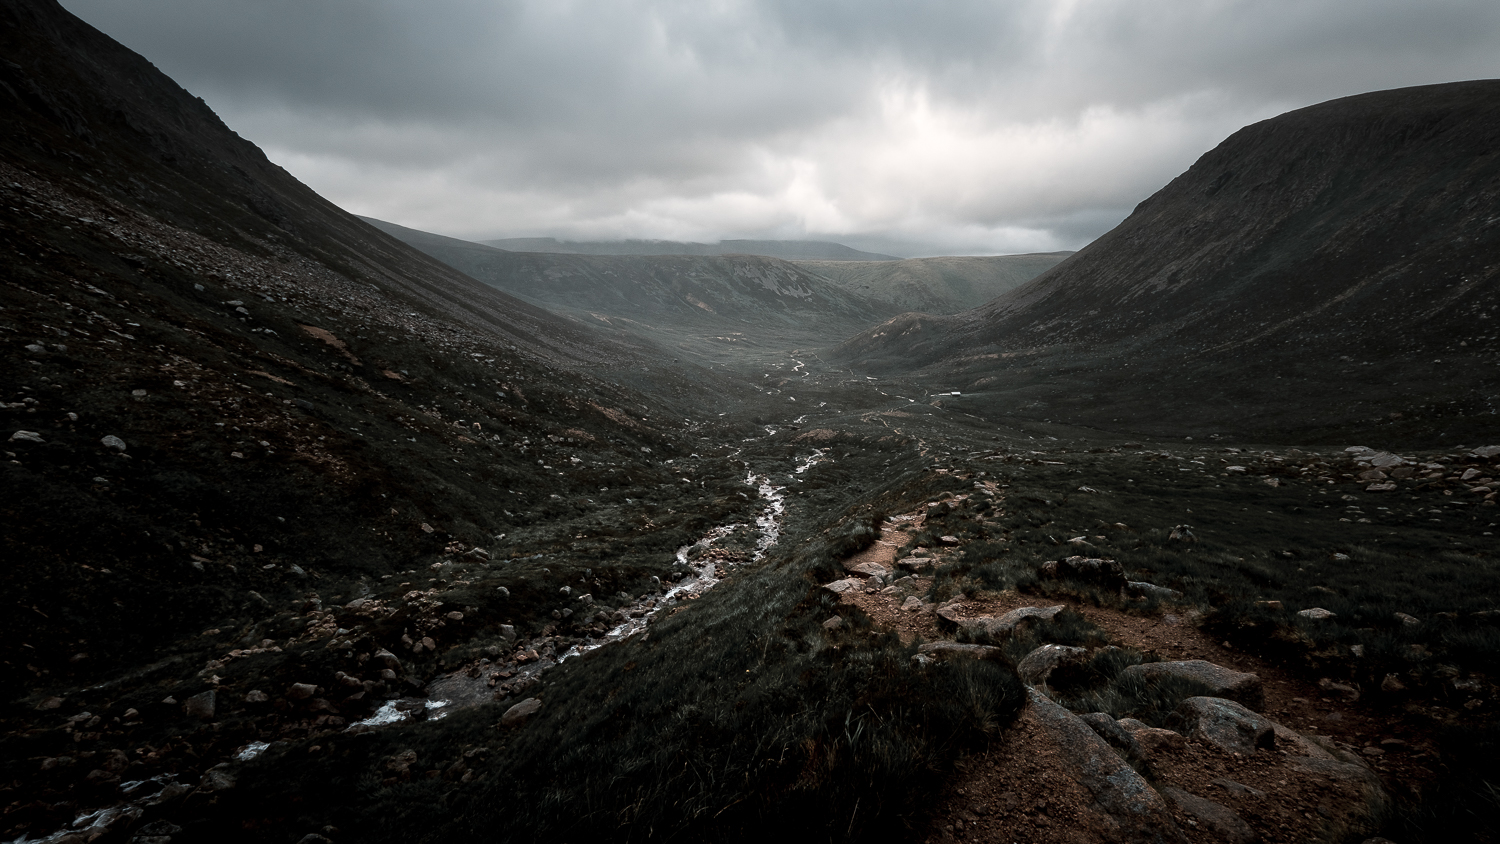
[[481, 235, 900, 261], [834, 81, 1500, 444], [0, 2, 771, 830], [794, 252, 1072, 314]]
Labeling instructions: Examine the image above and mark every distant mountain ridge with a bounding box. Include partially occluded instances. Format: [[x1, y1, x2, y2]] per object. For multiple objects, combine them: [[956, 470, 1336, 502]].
[[482, 236, 902, 261], [834, 80, 1500, 443], [795, 252, 1072, 314]]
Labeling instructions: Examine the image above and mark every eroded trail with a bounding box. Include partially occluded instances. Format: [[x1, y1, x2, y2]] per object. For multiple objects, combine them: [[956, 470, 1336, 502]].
[[827, 491, 1437, 844]]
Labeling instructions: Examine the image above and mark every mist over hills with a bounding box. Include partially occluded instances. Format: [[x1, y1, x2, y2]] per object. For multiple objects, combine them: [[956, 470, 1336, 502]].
[[481, 236, 901, 261], [836, 80, 1500, 444]]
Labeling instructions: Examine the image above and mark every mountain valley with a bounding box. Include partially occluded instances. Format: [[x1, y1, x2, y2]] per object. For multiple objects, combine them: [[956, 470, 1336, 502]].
[[2, 3, 1499, 843]]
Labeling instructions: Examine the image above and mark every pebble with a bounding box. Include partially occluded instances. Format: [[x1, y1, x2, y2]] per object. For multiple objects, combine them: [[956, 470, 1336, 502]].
[[9, 430, 43, 443], [100, 434, 127, 451]]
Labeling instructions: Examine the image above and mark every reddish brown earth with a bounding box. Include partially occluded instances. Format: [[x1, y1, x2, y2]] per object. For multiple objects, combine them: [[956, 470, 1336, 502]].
[[838, 498, 1440, 843]]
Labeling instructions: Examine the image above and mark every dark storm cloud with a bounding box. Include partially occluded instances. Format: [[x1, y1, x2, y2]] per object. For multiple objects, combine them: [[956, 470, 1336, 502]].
[[62, 1, 1500, 253]]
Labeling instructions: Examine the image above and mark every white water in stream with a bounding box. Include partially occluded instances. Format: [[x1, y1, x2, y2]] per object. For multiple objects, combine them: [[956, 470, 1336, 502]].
[[348, 448, 831, 731]]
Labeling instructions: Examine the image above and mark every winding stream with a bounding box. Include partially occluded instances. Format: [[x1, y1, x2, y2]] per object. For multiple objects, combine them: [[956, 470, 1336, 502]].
[[349, 448, 829, 730]]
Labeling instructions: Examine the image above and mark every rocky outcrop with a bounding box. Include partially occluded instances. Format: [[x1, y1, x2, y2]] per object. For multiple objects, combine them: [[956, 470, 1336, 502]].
[[1016, 644, 1087, 691], [1167, 697, 1275, 756], [1118, 660, 1264, 709], [1023, 688, 1190, 844], [936, 603, 1064, 638]]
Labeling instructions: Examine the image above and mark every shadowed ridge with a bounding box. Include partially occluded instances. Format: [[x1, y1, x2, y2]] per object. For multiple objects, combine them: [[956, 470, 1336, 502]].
[[0, 0, 646, 367], [832, 80, 1500, 443]]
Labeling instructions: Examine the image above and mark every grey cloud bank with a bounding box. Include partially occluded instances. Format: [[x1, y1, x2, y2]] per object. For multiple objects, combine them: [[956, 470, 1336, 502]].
[[62, 0, 1500, 256]]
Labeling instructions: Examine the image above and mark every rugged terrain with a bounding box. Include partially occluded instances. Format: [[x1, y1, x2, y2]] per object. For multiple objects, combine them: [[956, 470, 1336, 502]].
[[3, 2, 1499, 843]]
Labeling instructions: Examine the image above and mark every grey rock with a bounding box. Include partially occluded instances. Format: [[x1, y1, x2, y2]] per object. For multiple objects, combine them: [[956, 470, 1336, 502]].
[[822, 616, 843, 631], [100, 434, 127, 451], [1168, 696, 1275, 756], [822, 577, 862, 595], [1015, 644, 1087, 689], [1298, 607, 1336, 620], [198, 763, 236, 792], [182, 690, 216, 720], [1126, 580, 1182, 600], [501, 697, 541, 726], [295, 836, 333, 844], [8, 430, 43, 444], [896, 556, 935, 572], [24, 343, 46, 354], [287, 683, 317, 700], [846, 561, 892, 578], [1119, 660, 1264, 708], [1023, 688, 1188, 843], [900, 596, 923, 612], [1394, 612, 1419, 626], [498, 624, 517, 644], [1159, 786, 1260, 844], [938, 603, 1064, 638]]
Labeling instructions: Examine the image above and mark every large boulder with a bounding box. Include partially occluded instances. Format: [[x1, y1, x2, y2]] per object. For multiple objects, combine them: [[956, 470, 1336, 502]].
[[1023, 689, 1188, 844], [1119, 660, 1264, 709], [1167, 697, 1275, 756], [1038, 556, 1126, 591], [1016, 644, 1088, 690], [937, 603, 1064, 638]]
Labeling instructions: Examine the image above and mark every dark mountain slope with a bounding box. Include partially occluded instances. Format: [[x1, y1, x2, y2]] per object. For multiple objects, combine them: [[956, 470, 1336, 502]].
[[834, 81, 1500, 444], [364, 216, 901, 351], [0, 0, 648, 368], [0, 0, 764, 815], [794, 252, 1072, 314]]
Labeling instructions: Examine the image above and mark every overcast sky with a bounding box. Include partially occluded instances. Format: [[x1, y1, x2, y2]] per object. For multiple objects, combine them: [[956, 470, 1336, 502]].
[[63, 1, 1500, 256]]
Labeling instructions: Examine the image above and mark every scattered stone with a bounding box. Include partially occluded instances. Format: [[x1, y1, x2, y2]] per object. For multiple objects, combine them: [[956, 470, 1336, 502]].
[[1125, 580, 1182, 600], [100, 434, 127, 451], [182, 690, 216, 720], [35, 696, 63, 710], [822, 577, 862, 595], [846, 561, 892, 578], [1168, 697, 1276, 755], [936, 535, 960, 546], [245, 690, 269, 703], [500, 697, 541, 726], [1159, 786, 1259, 844], [900, 596, 923, 612], [1380, 673, 1407, 693], [1119, 660, 1264, 709], [287, 683, 317, 700], [1015, 644, 1087, 690], [896, 556, 934, 573], [1255, 600, 1283, 611], [821, 616, 843, 631], [1394, 612, 1420, 626], [1168, 524, 1197, 542], [8, 430, 43, 443], [1298, 607, 1336, 621]]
